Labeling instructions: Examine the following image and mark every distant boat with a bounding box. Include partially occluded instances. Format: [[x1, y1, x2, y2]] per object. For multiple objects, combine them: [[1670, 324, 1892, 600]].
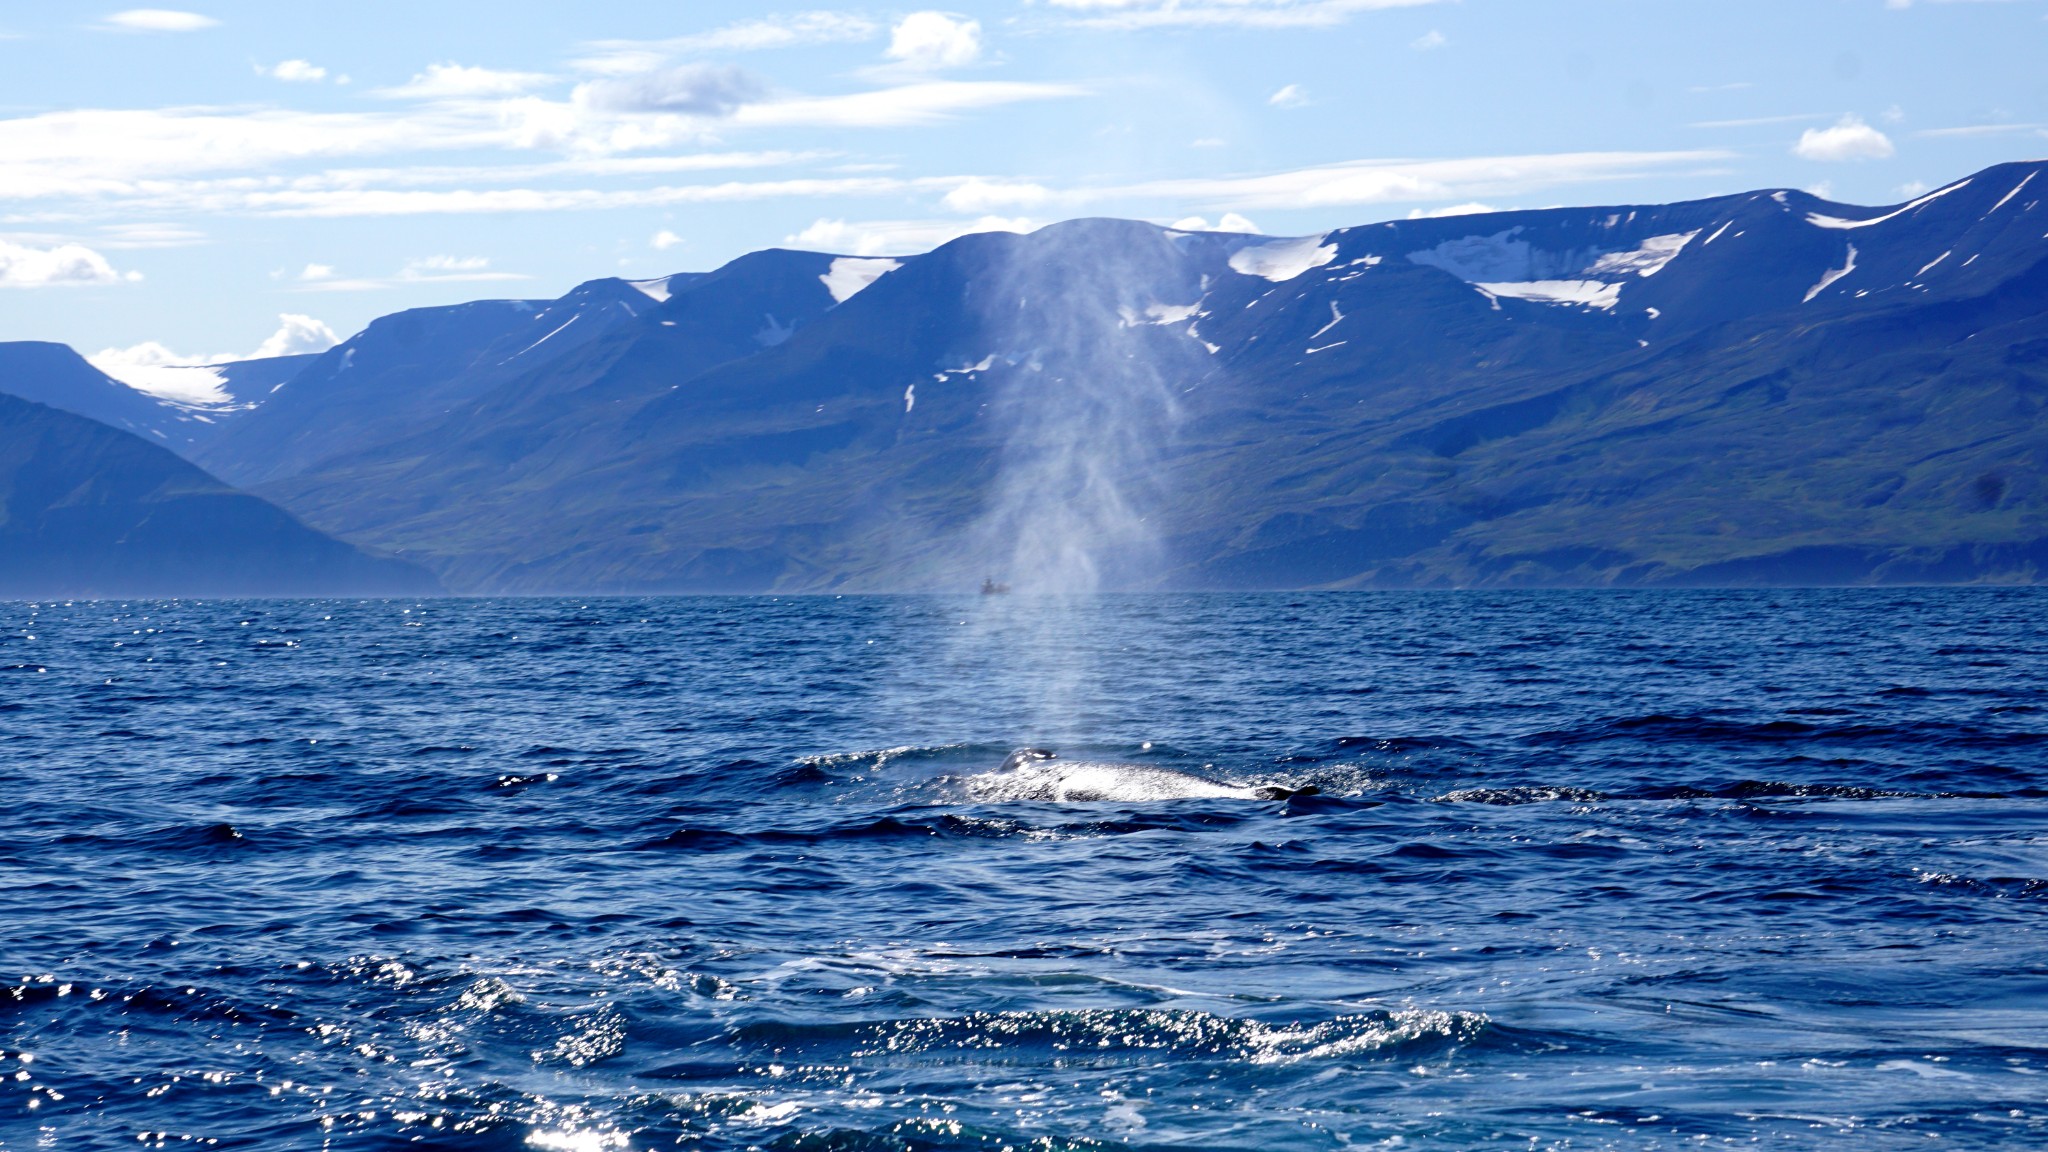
[[981, 577, 1011, 595]]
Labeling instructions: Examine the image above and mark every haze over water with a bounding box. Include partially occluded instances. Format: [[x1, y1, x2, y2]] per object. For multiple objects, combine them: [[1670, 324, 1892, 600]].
[[5, 589, 2047, 1149]]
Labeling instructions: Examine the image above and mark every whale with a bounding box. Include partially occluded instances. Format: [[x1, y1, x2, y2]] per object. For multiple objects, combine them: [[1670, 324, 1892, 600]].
[[971, 748, 1320, 803]]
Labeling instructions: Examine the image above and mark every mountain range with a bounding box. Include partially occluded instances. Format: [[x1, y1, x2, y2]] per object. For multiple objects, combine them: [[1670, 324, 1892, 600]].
[[4, 158, 2046, 595]]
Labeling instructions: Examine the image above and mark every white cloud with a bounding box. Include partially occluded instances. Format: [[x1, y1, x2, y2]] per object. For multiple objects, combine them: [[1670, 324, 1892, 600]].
[[577, 65, 765, 116], [1108, 149, 1735, 211], [785, 215, 1037, 256], [1895, 179, 1930, 198], [266, 59, 327, 83], [1268, 84, 1310, 108], [887, 12, 983, 70], [1046, 0, 1444, 31], [0, 74, 1071, 209], [242, 177, 917, 218], [54, 147, 1732, 223], [733, 80, 1086, 128], [250, 313, 341, 358], [290, 255, 528, 290], [1411, 29, 1446, 50], [1914, 121, 2046, 138], [1691, 113, 1828, 129], [0, 237, 137, 287], [1804, 181, 1835, 199], [1406, 201, 1497, 218], [942, 177, 1051, 213], [401, 254, 492, 277], [376, 63, 553, 100], [97, 9, 217, 32], [89, 314, 341, 404], [1792, 115, 1896, 161], [95, 222, 205, 248], [652, 229, 683, 250], [0, 107, 495, 198], [573, 13, 881, 74], [1168, 213, 1261, 233]]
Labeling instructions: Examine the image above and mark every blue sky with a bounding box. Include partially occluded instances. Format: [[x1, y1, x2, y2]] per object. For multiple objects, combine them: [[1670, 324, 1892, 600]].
[[2, 0, 2044, 370]]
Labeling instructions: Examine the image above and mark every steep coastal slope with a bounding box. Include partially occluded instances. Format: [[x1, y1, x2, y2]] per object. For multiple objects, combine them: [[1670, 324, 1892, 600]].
[[0, 392, 439, 598]]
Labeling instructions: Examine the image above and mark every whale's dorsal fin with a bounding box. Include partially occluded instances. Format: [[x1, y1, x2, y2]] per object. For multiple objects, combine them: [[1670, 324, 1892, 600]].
[[1252, 784, 1321, 801]]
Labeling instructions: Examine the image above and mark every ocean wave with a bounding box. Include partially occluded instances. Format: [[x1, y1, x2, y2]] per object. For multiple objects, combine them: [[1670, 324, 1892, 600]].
[[729, 1006, 1489, 1066]]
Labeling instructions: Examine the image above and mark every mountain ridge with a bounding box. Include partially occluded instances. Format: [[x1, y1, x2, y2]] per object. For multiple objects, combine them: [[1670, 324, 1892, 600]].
[[6, 159, 2047, 592]]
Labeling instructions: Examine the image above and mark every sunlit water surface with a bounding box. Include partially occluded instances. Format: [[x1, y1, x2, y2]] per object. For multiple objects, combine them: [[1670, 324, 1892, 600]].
[[3, 591, 2046, 1150]]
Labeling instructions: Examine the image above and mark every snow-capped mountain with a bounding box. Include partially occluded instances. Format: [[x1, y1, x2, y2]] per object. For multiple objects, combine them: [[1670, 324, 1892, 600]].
[[5, 159, 2045, 592]]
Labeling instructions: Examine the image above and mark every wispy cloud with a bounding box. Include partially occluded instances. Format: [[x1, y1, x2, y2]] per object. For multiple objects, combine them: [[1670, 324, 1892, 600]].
[[0, 82, 1038, 204], [573, 12, 881, 75], [1690, 113, 1828, 129], [375, 63, 553, 100], [1913, 121, 2047, 138], [1410, 29, 1446, 50], [1406, 201, 1497, 218], [578, 65, 766, 116], [1045, 0, 1443, 31], [784, 215, 1038, 256], [1100, 149, 1737, 211], [18, 147, 1738, 225], [95, 222, 206, 249], [1268, 84, 1310, 108], [245, 178, 922, 218], [96, 9, 217, 33], [292, 254, 531, 290], [732, 80, 1087, 128]]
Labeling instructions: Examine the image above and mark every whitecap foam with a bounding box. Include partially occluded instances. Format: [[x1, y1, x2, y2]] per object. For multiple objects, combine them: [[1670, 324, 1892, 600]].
[[964, 758, 1273, 802]]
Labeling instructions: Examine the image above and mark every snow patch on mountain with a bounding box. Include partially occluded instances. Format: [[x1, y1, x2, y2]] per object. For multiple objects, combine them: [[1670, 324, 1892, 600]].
[[1807, 181, 1972, 231], [1229, 235, 1337, 281], [1990, 172, 2036, 216], [1805, 245, 1859, 303], [1585, 231, 1700, 277], [1475, 280, 1623, 311], [627, 276, 675, 303], [821, 257, 901, 304], [1406, 227, 1700, 311], [1409, 227, 1696, 285]]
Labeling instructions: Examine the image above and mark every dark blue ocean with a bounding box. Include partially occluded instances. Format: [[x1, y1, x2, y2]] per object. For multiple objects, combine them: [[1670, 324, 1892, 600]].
[[4, 591, 2046, 1151]]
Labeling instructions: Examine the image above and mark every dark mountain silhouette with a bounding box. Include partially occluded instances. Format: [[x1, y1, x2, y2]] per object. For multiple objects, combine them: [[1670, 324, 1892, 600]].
[[0, 391, 439, 598]]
